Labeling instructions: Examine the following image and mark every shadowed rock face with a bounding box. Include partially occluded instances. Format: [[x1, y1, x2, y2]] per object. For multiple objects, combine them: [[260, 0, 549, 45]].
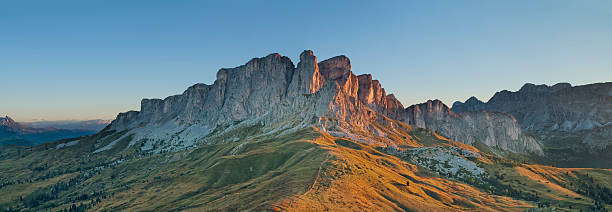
[[452, 82, 612, 149], [105, 50, 543, 155], [112, 53, 296, 131], [356, 74, 404, 119], [399, 100, 543, 154], [451, 96, 486, 113]]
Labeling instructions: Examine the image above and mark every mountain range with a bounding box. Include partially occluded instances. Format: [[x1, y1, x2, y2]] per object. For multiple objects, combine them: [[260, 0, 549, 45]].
[[23, 119, 111, 131], [452, 82, 612, 168], [102, 51, 544, 157], [0, 51, 610, 211], [0, 116, 108, 146]]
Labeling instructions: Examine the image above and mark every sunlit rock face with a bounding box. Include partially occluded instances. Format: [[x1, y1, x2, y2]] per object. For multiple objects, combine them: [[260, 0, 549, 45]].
[[106, 50, 383, 152], [287, 50, 325, 96], [400, 100, 543, 154], [355, 74, 404, 119], [105, 50, 543, 155], [452, 82, 612, 149], [0, 116, 22, 130], [357, 74, 386, 109], [319, 55, 359, 98]]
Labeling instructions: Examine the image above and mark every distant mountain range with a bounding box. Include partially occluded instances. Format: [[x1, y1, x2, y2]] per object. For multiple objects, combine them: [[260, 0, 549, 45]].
[[0, 116, 109, 146], [452, 82, 612, 168], [22, 119, 111, 131], [0, 51, 610, 211]]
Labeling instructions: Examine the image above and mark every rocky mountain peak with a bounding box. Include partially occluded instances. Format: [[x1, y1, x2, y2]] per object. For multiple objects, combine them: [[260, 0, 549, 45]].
[[551, 82, 572, 90], [0, 115, 15, 123], [518, 83, 543, 92], [452, 96, 486, 113], [417, 100, 454, 114], [318, 55, 359, 99], [299, 50, 314, 60], [385, 94, 404, 114], [518, 82, 573, 93], [0, 115, 22, 130], [287, 50, 324, 95], [465, 96, 482, 104], [357, 74, 385, 106], [318, 55, 351, 81], [403, 100, 543, 154], [103, 50, 545, 155], [403, 100, 458, 123], [451, 82, 612, 157]]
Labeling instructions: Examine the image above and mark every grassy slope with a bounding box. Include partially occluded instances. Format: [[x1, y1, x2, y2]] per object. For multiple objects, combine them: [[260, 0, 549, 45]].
[[0, 128, 328, 211], [277, 131, 533, 211], [1, 125, 611, 211], [93, 129, 328, 211], [477, 153, 612, 211]]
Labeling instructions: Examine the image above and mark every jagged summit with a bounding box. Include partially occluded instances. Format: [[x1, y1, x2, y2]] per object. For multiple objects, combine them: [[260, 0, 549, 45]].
[[8, 51, 604, 212], [106, 50, 377, 152], [452, 82, 611, 131], [0, 115, 24, 130], [109, 50, 378, 131], [401, 99, 542, 154], [103, 50, 543, 154], [1, 115, 14, 121], [465, 96, 482, 104], [451, 81, 612, 157], [518, 82, 572, 93], [452, 96, 486, 113], [356, 73, 403, 118], [0, 115, 15, 124]]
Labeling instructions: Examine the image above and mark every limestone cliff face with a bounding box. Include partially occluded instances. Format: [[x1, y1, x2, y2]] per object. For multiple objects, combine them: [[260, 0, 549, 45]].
[[105, 50, 543, 155], [400, 100, 543, 154], [357, 74, 387, 109], [106, 50, 390, 152], [111, 53, 295, 131], [355, 74, 404, 119], [452, 82, 612, 149], [319, 56, 360, 100], [286, 50, 324, 96]]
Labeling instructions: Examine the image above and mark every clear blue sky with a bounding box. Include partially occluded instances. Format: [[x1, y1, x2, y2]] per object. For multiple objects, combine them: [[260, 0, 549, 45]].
[[2, 0, 611, 122]]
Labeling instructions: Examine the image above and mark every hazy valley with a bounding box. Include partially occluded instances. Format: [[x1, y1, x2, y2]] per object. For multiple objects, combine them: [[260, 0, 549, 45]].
[[0, 116, 109, 147]]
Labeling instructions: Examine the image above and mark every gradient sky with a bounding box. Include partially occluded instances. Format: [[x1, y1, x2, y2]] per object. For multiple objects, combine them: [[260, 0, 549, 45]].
[[2, 0, 611, 122]]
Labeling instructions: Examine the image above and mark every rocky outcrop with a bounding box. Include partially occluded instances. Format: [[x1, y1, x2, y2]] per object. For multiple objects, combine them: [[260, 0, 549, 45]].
[[399, 100, 543, 154], [111, 53, 296, 130], [452, 82, 612, 149], [106, 51, 385, 152], [451, 96, 486, 113], [286, 50, 324, 96], [104, 50, 544, 155], [356, 74, 404, 118]]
